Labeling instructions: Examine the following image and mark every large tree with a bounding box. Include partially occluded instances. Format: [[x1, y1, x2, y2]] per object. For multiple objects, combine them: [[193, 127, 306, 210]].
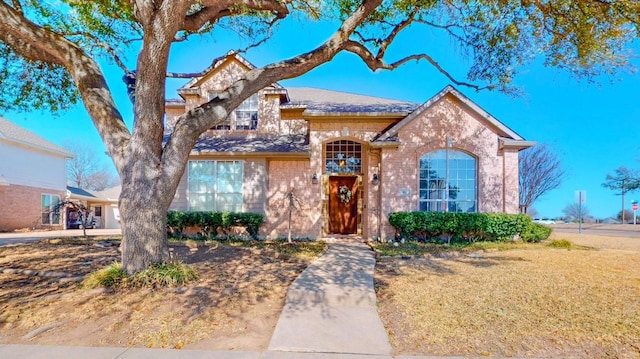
[[602, 166, 640, 223], [519, 143, 566, 214], [0, 1, 638, 274]]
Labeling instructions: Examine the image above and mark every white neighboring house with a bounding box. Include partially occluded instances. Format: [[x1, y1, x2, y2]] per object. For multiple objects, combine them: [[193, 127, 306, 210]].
[[66, 185, 121, 230], [91, 186, 121, 229], [0, 117, 74, 231]]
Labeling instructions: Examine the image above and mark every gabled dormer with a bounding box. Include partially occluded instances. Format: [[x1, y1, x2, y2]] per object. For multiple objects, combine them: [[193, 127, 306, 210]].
[[165, 51, 288, 134]]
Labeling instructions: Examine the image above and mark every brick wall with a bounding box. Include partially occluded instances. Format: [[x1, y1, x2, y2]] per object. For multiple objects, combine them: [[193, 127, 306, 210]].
[[0, 185, 65, 231], [263, 159, 321, 239], [377, 94, 515, 240]]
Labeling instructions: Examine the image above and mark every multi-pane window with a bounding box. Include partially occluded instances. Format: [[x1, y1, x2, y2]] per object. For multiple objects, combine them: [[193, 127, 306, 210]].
[[210, 93, 259, 130], [234, 94, 259, 130], [325, 140, 362, 174], [41, 194, 61, 225], [419, 150, 477, 213], [188, 160, 244, 212]]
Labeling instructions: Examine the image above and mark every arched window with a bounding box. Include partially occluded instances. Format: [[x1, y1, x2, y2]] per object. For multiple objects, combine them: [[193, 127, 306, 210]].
[[325, 140, 362, 174], [419, 149, 476, 213]]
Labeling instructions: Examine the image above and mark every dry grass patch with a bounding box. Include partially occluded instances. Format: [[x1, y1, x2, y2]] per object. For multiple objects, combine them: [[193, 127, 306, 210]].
[[375, 237, 640, 358], [0, 238, 326, 350]]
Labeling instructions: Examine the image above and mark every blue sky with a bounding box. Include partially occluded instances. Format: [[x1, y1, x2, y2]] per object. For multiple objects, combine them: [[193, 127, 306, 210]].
[[4, 17, 639, 219]]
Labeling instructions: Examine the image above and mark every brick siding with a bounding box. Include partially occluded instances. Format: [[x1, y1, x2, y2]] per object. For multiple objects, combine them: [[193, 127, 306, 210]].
[[0, 185, 65, 231]]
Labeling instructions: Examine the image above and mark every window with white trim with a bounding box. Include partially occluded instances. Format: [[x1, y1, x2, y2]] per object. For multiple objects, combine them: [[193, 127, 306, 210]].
[[188, 160, 244, 211], [419, 149, 477, 213], [234, 94, 259, 130], [209, 93, 259, 130], [41, 194, 61, 225]]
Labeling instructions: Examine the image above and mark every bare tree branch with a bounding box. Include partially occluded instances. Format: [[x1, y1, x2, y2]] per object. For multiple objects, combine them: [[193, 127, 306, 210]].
[[519, 144, 566, 214], [342, 41, 491, 91]]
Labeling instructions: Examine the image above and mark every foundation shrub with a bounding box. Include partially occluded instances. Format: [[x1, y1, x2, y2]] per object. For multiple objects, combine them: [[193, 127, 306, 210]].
[[166, 211, 264, 240], [389, 212, 534, 242]]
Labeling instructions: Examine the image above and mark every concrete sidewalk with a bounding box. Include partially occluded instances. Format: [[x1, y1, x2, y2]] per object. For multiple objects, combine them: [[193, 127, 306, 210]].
[[0, 229, 121, 246], [0, 344, 479, 358]]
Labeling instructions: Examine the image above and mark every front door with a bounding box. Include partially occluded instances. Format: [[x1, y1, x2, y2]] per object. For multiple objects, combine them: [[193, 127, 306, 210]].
[[328, 176, 358, 234]]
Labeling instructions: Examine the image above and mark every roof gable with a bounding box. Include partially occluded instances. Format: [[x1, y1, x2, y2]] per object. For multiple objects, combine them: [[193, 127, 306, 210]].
[[179, 51, 283, 92], [0, 117, 74, 157], [375, 85, 526, 142]]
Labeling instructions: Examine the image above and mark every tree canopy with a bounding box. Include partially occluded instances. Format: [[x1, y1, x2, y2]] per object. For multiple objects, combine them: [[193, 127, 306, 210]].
[[1, 0, 639, 274], [602, 166, 640, 222], [2, 0, 639, 114]]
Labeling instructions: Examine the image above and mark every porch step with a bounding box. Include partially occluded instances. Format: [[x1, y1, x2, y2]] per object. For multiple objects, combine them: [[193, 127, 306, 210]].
[[318, 235, 365, 244]]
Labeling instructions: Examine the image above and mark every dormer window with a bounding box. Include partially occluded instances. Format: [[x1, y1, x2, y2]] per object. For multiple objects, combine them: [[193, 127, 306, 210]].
[[208, 93, 259, 131], [234, 94, 259, 130]]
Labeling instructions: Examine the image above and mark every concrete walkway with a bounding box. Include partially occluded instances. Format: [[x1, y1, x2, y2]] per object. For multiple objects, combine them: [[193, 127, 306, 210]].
[[268, 242, 391, 355]]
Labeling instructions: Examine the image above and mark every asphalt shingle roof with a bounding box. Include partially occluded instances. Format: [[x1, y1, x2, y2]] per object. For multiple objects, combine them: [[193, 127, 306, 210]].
[[67, 186, 97, 198], [190, 134, 309, 154], [0, 117, 73, 157], [283, 87, 418, 114]]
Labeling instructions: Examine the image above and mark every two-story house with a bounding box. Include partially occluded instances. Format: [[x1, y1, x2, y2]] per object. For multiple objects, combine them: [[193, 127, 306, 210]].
[[166, 52, 534, 241], [0, 117, 74, 231]]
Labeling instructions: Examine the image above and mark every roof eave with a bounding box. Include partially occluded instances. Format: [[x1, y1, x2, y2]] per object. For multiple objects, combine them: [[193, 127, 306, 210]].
[[0, 136, 74, 158], [190, 151, 310, 159], [303, 111, 411, 118], [499, 138, 536, 150], [369, 141, 401, 149]]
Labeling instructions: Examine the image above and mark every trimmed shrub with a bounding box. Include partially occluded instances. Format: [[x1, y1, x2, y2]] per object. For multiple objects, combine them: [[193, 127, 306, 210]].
[[167, 211, 187, 238], [166, 211, 264, 240], [521, 223, 553, 242], [388, 211, 533, 243]]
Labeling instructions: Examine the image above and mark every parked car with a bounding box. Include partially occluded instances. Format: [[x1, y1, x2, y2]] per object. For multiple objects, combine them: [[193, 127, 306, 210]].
[[533, 218, 556, 225], [67, 218, 96, 229]]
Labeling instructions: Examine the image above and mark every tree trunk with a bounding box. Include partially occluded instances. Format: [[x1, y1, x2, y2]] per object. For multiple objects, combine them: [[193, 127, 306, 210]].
[[119, 189, 170, 274], [117, 149, 177, 274]]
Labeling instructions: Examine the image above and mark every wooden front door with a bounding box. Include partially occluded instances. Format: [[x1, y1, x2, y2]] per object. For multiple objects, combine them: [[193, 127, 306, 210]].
[[328, 176, 359, 234]]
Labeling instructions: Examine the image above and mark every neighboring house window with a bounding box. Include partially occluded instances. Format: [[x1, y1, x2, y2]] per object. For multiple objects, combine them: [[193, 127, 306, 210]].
[[188, 160, 244, 211], [325, 140, 362, 174], [209, 93, 259, 130], [419, 149, 477, 213], [41, 194, 61, 225]]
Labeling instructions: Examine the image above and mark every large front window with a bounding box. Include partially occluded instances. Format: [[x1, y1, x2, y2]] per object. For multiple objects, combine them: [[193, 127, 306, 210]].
[[41, 194, 61, 225], [419, 150, 476, 213], [188, 160, 244, 211]]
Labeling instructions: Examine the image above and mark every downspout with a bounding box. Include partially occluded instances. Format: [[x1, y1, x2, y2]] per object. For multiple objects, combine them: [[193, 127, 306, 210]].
[[376, 158, 382, 242], [502, 149, 507, 213]]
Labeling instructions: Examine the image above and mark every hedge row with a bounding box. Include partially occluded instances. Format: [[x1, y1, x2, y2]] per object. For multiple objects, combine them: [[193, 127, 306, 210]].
[[167, 211, 264, 240], [388, 212, 551, 243]]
